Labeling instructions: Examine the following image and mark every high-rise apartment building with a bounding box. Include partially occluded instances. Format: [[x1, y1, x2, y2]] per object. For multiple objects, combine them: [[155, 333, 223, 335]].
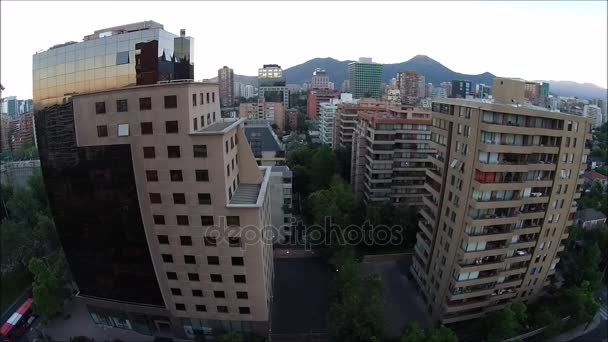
[[350, 105, 434, 206], [258, 64, 288, 109], [311, 68, 330, 90], [475, 84, 491, 99], [583, 104, 603, 128], [319, 101, 338, 146], [32, 21, 194, 111], [397, 71, 425, 105], [439, 82, 452, 97], [218, 66, 235, 108], [243, 85, 255, 100], [410, 77, 591, 325], [306, 88, 340, 119], [450, 80, 472, 98], [10, 112, 35, 150], [348, 58, 383, 99], [332, 98, 387, 150]]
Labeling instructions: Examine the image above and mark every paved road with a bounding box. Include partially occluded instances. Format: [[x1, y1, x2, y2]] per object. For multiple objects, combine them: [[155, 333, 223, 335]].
[[572, 288, 608, 342]]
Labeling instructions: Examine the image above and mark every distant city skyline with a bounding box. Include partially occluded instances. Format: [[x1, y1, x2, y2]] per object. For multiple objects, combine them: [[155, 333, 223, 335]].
[[1, 1, 606, 98]]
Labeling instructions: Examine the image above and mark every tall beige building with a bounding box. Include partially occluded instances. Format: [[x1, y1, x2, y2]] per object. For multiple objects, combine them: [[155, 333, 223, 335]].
[[410, 77, 591, 325], [350, 105, 434, 207], [36, 82, 274, 338], [218, 66, 235, 108], [332, 98, 387, 150]]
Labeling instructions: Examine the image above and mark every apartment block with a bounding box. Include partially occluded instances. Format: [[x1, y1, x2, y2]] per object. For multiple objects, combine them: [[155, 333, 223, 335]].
[[306, 88, 340, 119], [319, 101, 337, 146], [348, 58, 383, 99], [218, 66, 235, 108], [410, 77, 592, 325], [332, 98, 387, 150], [350, 105, 434, 206], [269, 166, 293, 243], [397, 71, 425, 105], [35, 82, 274, 338]]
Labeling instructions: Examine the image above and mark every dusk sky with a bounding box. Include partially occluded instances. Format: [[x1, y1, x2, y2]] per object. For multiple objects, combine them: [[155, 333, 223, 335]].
[[1, 1, 606, 99]]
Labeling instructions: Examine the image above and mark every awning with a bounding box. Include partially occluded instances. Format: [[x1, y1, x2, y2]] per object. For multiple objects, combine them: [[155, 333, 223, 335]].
[[1, 298, 32, 336]]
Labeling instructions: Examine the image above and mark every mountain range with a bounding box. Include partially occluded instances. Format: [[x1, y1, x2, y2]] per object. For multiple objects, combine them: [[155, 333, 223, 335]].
[[208, 55, 606, 100]]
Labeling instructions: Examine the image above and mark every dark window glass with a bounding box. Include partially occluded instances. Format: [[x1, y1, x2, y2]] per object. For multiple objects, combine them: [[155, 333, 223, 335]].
[[169, 170, 183, 182], [196, 305, 206, 312], [232, 257, 244, 266], [204, 236, 217, 246], [164, 95, 178, 109], [146, 170, 158, 181], [171, 288, 182, 296], [192, 94, 197, 106], [149, 193, 162, 204], [201, 216, 214, 226], [195, 169, 209, 181], [184, 255, 196, 264], [116, 99, 128, 112], [188, 273, 199, 281], [206, 92, 210, 103], [227, 165, 230, 177], [200, 93, 204, 104], [139, 97, 152, 110], [207, 256, 220, 265], [175, 303, 186, 311], [167, 272, 178, 280], [239, 307, 250, 314], [173, 193, 186, 204], [141, 122, 153, 134], [180, 236, 192, 246], [176, 215, 189, 226], [212, 92, 215, 103], [143, 147, 155, 159], [167, 146, 180, 158], [95, 102, 106, 114], [236, 291, 248, 299], [157, 235, 169, 244], [211, 274, 222, 282], [153, 215, 165, 225], [217, 306, 228, 313], [166, 121, 179, 134], [234, 275, 246, 283], [229, 237, 241, 247], [193, 117, 198, 130], [227, 216, 240, 226], [116, 51, 129, 65], [161, 254, 173, 263], [192, 289, 203, 297], [198, 193, 211, 204], [214, 291, 225, 298], [225, 141, 229, 153], [193, 145, 207, 158], [97, 125, 108, 137]]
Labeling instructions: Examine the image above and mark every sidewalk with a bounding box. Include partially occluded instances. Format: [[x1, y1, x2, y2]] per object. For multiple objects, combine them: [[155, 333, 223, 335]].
[[551, 312, 603, 342]]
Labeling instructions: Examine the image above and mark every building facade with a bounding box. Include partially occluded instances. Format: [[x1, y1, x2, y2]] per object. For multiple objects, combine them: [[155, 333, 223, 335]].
[[319, 101, 337, 146], [269, 166, 293, 243], [332, 98, 387, 150], [306, 88, 340, 119], [258, 64, 288, 110], [450, 80, 472, 99], [410, 77, 591, 325], [311, 68, 330, 90], [10, 112, 35, 150], [348, 58, 383, 99], [583, 104, 603, 128], [397, 71, 425, 105], [218, 66, 235, 108]]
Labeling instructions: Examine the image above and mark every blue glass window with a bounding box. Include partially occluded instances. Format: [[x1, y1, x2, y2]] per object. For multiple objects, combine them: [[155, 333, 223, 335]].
[[116, 51, 129, 65]]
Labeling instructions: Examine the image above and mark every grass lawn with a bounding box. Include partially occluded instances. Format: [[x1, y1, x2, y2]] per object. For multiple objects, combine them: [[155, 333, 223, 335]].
[[1, 267, 32, 313]]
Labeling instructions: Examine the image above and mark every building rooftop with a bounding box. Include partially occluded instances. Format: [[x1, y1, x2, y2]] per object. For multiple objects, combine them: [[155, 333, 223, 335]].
[[577, 208, 607, 222], [584, 171, 608, 181], [433, 97, 584, 118], [230, 184, 262, 205], [271, 165, 293, 177], [201, 119, 238, 133], [244, 125, 283, 152]]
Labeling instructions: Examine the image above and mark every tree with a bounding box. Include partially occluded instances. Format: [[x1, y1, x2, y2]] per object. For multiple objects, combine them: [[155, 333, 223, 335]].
[[562, 242, 602, 289], [217, 332, 243, 342], [557, 280, 600, 329], [310, 145, 336, 191], [401, 323, 457, 342], [29, 257, 64, 321], [334, 146, 352, 183], [485, 304, 526, 342]]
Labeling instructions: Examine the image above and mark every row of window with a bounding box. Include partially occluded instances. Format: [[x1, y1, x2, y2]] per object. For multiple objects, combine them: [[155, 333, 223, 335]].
[[95, 96, 178, 114], [175, 304, 250, 315], [166, 272, 247, 284], [97, 120, 181, 138], [152, 215, 239, 227], [143, 145, 208, 159], [171, 289, 248, 299], [162, 254, 244, 266], [192, 92, 216, 106], [146, 169, 209, 182], [150, 192, 212, 205], [157, 235, 241, 247]]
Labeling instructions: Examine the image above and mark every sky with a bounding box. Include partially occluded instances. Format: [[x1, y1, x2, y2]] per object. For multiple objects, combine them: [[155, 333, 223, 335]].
[[1, 1, 607, 99]]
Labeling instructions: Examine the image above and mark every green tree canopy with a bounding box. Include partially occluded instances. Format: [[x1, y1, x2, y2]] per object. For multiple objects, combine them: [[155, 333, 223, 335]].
[[29, 257, 64, 321], [401, 322, 458, 342]]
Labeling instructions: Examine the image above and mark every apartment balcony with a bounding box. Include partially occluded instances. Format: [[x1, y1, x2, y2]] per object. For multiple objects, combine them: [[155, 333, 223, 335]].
[[548, 268, 556, 276], [504, 254, 532, 264], [444, 297, 490, 313], [416, 232, 432, 253], [476, 161, 556, 173], [366, 145, 393, 154], [509, 240, 537, 250], [365, 173, 392, 183], [410, 264, 427, 291], [495, 278, 523, 290], [423, 182, 440, 197], [422, 196, 439, 215], [428, 140, 447, 152], [418, 220, 433, 240], [365, 154, 394, 163], [561, 233, 569, 240], [557, 244, 565, 252], [467, 212, 520, 227], [428, 153, 446, 168], [365, 164, 393, 174], [479, 121, 564, 137], [426, 167, 443, 183], [457, 257, 504, 274], [441, 311, 484, 324], [470, 196, 547, 210], [519, 210, 546, 220], [490, 290, 518, 302], [449, 286, 495, 301], [454, 272, 501, 288], [513, 225, 542, 235], [414, 243, 430, 266], [463, 226, 513, 244], [420, 208, 436, 227], [472, 178, 553, 191], [479, 142, 560, 155], [501, 267, 528, 277], [461, 244, 509, 259]]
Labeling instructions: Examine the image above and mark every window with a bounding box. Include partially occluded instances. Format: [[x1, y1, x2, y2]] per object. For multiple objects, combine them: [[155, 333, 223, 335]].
[[95, 102, 106, 114], [212, 92, 215, 103], [198, 193, 211, 204], [226, 141, 229, 154], [176, 215, 189, 226], [167, 146, 181, 158], [167, 272, 177, 280], [210, 274, 223, 283], [192, 94, 197, 106], [229, 237, 241, 247], [166, 121, 179, 134], [195, 169, 209, 181], [116, 51, 129, 65], [214, 291, 225, 298], [141, 122, 153, 134], [217, 306, 228, 313], [153, 215, 165, 225], [162, 254, 173, 263], [234, 275, 246, 283], [139, 97, 152, 110], [188, 273, 200, 281], [149, 193, 162, 204], [143, 147, 156, 159], [117, 124, 129, 137], [170, 288, 182, 296], [173, 193, 186, 204], [530, 267, 537, 275], [227, 165, 230, 177], [239, 307, 250, 314], [193, 145, 207, 158], [175, 303, 186, 311], [231, 159, 235, 170], [164, 95, 178, 108], [184, 255, 196, 264], [116, 99, 128, 112], [193, 117, 198, 130], [227, 216, 240, 226], [146, 170, 158, 181], [200, 93, 204, 104], [232, 257, 244, 266], [206, 92, 210, 103], [201, 216, 214, 226], [204, 237, 217, 246], [192, 289, 203, 297], [180, 236, 192, 246], [170, 170, 183, 182], [97, 125, 108, 137], [157, 235, 169, 244], [231, 137, 235, 149], [236, 291, 248, 299], [207, 256, 220, 265], [196, 305, 206, 312]]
